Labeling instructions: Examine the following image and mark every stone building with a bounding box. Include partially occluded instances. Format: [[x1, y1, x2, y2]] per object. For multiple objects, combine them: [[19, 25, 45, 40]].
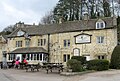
[[0, 35, 7, 62], [1, 16, 117, 64]]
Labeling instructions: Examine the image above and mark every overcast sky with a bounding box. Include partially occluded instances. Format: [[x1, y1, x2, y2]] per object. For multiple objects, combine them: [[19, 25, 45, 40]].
[[0, 0, 59, 31]]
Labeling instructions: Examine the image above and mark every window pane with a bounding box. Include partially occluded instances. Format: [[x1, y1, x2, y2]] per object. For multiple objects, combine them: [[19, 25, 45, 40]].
[[63, 55, 66, 62], [44, 39, 46, 45], [101, 23, 103, 28], [64, 40, 66, 47], [97, 23, 99, 28], [34, 54, 36, 60], [41, 39, 43, 46], [31, 54, 33, 60], [40, 54, 42, 61], [67, 55, 70, 60], [37, 54, 39, 60], [38, 39, 40, 46], [8, 54, 10, 60], [98, 56, 101, 59], [25, 40, 30, 47], [68, 40, 70, 46], [27, 54, 30, 60], [101, 37, 104, 43], [102, 56, 104, 59]]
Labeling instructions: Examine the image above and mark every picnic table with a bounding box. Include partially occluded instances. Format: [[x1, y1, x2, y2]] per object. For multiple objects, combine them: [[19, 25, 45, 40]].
[[25, 63, 41, 72], [45, 63, 64, 74]]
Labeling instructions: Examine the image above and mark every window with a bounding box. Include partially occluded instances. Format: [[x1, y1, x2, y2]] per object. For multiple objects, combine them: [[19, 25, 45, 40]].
[[73, 48, 80, 56], [16, 41, 22, 47], [34, 54, 37, 60], [25, 40, 30, 47], [97, 36, 104, 44], [63, 54, 70, 62], [38, 39, 46, 46], [31, 54, 33, 60], [96, 22, 105, 29], [27, 54, 30, 60], [37, 54, 39, 60], [8, 54, 15, 60], [63, 39, 70, 47], [17, 30, 25, 36], [97, 55, 106, 59]]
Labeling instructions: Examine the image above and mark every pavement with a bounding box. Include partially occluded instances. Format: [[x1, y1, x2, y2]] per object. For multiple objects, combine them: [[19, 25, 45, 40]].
[[0, 69, 120, 81]]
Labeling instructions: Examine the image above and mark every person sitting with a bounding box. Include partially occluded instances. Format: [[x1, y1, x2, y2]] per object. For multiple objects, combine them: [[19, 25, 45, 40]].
[[23, 58, 28, 65], [15, 59, 20, 69], [11, 59, 15, 68]]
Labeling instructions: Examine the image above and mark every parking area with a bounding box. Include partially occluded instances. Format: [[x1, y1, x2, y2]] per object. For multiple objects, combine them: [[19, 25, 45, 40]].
[[0, 69, 67, 81], [1, 69, 120, 81]]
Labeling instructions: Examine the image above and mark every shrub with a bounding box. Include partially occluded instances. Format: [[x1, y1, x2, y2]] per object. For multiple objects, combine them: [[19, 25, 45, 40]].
[[71, 56, 86, 65], [67, 59, 83, 72], [110, 45, 120, 69], [87, 59, 109, 71]]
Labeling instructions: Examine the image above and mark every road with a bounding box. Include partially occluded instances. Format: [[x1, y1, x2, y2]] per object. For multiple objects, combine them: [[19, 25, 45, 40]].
[[0, 69, 120, 81]]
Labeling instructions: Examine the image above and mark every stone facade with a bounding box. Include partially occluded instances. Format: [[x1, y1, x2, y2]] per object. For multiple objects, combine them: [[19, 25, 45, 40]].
[[0, 35, 7, 62], [0, 17, 117, 64]]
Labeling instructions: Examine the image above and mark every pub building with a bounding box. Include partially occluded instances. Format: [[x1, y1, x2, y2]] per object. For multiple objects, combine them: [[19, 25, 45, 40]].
[[2, 16, 117, 65]]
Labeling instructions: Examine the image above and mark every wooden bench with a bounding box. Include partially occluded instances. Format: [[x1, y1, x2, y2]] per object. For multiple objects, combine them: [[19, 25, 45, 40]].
[[46, 63, 64, 74], [25, 64, 41, 72]]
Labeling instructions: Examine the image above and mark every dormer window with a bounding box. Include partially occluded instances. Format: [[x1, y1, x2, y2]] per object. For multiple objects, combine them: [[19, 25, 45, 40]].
[[96, 19, 105, 29], [17, 30, 25, 36]]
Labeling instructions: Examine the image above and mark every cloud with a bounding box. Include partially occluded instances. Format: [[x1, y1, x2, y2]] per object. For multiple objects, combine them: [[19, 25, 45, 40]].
[[0, 0, 59, 31]]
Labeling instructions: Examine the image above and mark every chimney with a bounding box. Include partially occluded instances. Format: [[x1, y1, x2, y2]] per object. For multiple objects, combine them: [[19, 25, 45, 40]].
[[113, 15, 117, 26], [33, 23, 35, 25], [16, 21, 24, 28], [83, 13, 89, 20]]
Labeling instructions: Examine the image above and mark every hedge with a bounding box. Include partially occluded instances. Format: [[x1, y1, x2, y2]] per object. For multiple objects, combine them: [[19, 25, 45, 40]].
[[110, 45, 120, 69], [71, 56, 86, 65], [67, 59, 83, 72], [87, 59, 109, 71]]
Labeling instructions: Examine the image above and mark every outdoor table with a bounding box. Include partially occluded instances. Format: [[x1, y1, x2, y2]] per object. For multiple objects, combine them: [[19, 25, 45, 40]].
[[46, 63, 64, 74], [25, 64, 40, 72]]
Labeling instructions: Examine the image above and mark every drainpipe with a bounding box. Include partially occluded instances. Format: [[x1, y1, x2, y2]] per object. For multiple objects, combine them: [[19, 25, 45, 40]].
[[48, 34, 50, 62]]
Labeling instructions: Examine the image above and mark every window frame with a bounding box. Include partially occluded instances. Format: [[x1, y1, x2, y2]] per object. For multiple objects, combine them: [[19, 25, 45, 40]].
[[16, 41, 22, 47], [63, 39, 70, 47], [97, 36, 104, 44], [63, 54, 70, 62], [96, 22, 105, 29]]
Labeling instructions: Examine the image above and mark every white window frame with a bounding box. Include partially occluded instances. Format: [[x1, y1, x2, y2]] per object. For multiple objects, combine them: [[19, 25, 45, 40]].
[[97, 36, 104, 44], [63, 39, 70, 47], [96, 22, 105, 29]]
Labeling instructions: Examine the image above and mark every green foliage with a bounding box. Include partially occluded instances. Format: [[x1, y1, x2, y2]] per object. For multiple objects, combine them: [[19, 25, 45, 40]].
[[53, 0, 113, 22], [87, 59, 109, 71], [67, 59, 83, 72], [110, 45, 120, 69], [117, 16, 120, 26], [71, 56, 86, 65], [103, 0, 111, 17]]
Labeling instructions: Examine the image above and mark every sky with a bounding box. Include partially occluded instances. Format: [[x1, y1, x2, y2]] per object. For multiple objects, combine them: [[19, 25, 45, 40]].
[[0, 0, 59, 31]]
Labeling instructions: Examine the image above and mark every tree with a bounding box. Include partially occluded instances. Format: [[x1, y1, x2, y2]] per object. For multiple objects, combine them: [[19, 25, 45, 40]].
[[1, 25, 15, 35], [40, 11, 54, 25], [103, 0, 111, 17], [110, 45, 120, 69]]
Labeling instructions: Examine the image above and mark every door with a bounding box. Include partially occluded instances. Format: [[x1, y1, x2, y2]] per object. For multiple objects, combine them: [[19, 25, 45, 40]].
[[16, 54, 22, 62]]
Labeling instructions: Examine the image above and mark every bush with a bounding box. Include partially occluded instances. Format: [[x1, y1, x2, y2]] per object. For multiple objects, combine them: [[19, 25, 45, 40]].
[[67, 59, 83, 72], [71, 56, 86, 65], [87, 59, 109, 71], [110, 45, 120, 69]]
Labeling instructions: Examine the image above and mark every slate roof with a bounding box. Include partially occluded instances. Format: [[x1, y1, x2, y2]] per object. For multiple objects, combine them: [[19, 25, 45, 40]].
[[8, 47, 48, 54], [2, 35, 8, 40], [8, 17, 116, 37]]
